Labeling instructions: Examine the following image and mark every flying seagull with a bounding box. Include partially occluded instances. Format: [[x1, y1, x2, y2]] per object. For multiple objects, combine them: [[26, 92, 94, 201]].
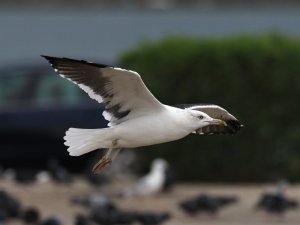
[[42, 56, 242, 173]]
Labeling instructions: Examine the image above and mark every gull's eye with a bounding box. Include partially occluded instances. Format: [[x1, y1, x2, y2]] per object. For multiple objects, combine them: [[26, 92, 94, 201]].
[[199, 116, 204, 120]]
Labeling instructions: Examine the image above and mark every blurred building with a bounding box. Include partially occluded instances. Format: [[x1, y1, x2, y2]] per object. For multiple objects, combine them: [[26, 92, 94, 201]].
[[1, 0, 300, 9]]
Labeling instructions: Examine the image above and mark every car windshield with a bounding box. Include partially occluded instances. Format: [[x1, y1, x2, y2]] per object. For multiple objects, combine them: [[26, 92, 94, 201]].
[[0, 66, 86, 107]]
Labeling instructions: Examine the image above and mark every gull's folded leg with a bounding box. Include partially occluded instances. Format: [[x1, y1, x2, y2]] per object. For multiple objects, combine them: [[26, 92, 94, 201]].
[[92, 148, 122, 173]]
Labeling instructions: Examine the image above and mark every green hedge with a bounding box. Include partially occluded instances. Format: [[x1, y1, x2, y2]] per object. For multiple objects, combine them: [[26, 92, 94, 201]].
[[118, 34, 300, 182]]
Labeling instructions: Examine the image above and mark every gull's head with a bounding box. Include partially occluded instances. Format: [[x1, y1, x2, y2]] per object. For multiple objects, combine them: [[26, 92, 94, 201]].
[[187, 109, 227, 129], [151, 158, 168, 172]]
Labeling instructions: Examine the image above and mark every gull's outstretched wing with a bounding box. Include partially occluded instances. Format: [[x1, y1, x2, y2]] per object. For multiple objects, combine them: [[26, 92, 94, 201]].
[[176, 104, 242, 134], [42, 56, 164, 126]]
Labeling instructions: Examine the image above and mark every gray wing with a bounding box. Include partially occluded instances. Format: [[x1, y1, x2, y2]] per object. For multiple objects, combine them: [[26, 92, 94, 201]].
[[176, 104, 242, 134], [42, 56, 164, 126]]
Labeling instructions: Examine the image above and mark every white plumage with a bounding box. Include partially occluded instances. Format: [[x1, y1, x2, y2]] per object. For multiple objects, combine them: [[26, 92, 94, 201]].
[[121, 158, 168, 198], [42, 56, 242, 172]]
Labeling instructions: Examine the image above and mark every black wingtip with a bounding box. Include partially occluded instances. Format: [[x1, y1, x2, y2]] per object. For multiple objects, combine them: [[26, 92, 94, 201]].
[[41, 55, 111, 68], [41, 55, 60, 63], [41, 55, 53, 59], [41, 55, 48, 61]]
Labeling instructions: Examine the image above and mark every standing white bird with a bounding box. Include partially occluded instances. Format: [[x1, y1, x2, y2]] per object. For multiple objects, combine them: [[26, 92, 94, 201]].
[[120, 158, 168, 198], [42, 56, 242, 173]]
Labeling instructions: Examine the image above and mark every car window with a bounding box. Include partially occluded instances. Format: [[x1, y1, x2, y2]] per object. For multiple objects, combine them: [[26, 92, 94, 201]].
[[0, 70, 30, 105], [36, 72, 84, 105], [0, 67, 86, 107]]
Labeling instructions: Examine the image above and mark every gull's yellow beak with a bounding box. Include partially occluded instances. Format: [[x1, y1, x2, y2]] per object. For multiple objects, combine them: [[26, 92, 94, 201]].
[[209, 119, 227, 127]]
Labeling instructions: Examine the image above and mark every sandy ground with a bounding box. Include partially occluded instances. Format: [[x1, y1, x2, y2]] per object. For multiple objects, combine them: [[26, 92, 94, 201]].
[[1, 178, 300, 225]]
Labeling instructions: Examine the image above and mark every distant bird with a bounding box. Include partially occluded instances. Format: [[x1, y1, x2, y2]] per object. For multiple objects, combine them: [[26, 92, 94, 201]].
[[75, 214, 91, 225], [136, 212, 171, 225], [21, 207, 40, 224], [71, 192, 114, 210], [89, 202, 170, 225], [180, 193, 238, 215], [0, 190, 21, 219], [120, 159, 168, 198], [47, 158, 72, 183], [14, 168, 38, 184], [74, 193, 137, 225], [84, 172, 108, 186], [39, 216, 62, 225], [90, 204, 136, 225], [42, 56, 242, 172], [72, 192, 171, 225], [161, 166, 176, 193], [256, 181, 298, 215], [36, 171, 52, 184], [101, 150, 137, 179]]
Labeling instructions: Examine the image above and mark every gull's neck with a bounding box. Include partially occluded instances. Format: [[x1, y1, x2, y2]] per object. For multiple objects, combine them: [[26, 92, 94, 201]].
[[164, 105, 199, 131]]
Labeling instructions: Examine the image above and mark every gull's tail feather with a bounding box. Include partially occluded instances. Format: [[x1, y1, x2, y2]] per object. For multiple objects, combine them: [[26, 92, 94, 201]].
[[64, 128, 112, 156]]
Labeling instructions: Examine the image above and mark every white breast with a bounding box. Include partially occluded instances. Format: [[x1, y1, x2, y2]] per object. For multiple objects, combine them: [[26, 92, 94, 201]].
[[113, 106, 194, 148]]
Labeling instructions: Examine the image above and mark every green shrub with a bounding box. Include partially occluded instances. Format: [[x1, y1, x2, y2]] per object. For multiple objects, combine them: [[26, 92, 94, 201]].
[[118, 34, 300, 182]]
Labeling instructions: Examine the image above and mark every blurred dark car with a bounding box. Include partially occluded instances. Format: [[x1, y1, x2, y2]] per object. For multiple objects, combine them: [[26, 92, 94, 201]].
[[0, 63, 107, 171]]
